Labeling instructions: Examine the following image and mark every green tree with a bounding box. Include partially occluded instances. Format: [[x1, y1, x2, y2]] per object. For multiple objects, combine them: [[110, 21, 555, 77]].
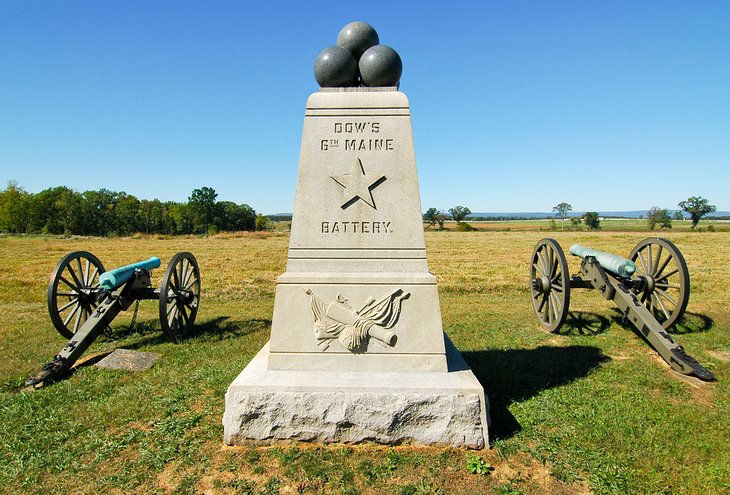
[[0, 181, 31, 233], [552, 202, 572, 229], [81, 189, 116, 235], [583, 211, 600, 230], [255, 214, 272, 231], [424, 208, 446, 230], [188, 186, 218, 233], [647, 207, 672, 230], [448, 205, 471, 223], [137, 199, 165, 234], [672, 210, 684, 221], [678, 196, 716, 229], [216, 201, 256, 231], [113, 192, 140, 235]]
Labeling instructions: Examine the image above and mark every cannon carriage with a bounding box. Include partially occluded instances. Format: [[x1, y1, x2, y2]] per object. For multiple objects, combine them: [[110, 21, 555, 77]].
[[530, 237, 714, 381], [26, 251, 200, 387]]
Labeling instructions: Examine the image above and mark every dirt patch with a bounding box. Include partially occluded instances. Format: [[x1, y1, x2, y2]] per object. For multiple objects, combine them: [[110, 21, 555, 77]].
[[708, 350, 730, 362], [197, 444, 593, 495]]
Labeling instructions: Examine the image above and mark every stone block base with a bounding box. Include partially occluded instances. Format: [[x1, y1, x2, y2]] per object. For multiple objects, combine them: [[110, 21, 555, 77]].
[[223, 335, 489, 448]]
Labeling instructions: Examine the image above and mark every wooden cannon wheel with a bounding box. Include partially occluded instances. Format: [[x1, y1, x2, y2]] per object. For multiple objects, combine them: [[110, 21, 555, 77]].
[[530, 238, 570, 332], [629, 238, 690, 329], [159, 252, 201, 343], [47, 251, 106, 339]]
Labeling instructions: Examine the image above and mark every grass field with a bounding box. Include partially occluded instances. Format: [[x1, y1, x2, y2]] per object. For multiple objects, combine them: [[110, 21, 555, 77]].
[[0, 231, 728, 494], [428, 218, 729, 232]]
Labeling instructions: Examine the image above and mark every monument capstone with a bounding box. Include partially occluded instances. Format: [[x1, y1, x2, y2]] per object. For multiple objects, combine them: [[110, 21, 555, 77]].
[[223, 22, 489, 448]]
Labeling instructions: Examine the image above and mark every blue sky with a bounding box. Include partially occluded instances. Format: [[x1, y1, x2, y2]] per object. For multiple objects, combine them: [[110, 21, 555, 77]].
[[1, 1, 728, 214]]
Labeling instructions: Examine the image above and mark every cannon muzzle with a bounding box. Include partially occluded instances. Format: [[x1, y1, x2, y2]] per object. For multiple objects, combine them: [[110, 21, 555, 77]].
[[99, 257, 162, 290], [569, 244, 636, 278]]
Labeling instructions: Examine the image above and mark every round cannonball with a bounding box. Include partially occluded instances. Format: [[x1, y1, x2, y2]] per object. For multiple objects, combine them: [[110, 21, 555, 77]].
[[359, 45, 402, 87], [313, 46, 358, 87], [337, 21, 379, 60]]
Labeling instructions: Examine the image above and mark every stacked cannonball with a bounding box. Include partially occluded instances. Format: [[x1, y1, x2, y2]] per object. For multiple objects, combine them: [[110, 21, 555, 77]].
[[314, 21, 403, 88]]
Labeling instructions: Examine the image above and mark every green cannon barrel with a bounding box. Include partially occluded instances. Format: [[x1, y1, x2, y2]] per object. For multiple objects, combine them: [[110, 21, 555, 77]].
[[569, 245, 636, 278], [99, 257, 161, 290]]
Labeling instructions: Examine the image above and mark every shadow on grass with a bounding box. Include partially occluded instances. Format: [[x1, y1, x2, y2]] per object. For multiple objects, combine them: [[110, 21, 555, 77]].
[[608, 309, 714, 335], [185, 316, 271, 341], [463, 345, 610, 442], [120, 316, 271, 349], [25, 317, 271, 388], [554, 311, 611, 336]]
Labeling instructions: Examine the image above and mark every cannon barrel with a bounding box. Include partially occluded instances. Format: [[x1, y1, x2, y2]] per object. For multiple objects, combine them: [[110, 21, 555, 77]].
[[99, 257, 162, 290], [569, 244, 636, 278]]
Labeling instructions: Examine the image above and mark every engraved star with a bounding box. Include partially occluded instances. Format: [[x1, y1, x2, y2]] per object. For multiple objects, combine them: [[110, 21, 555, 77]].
[[330, 157, 386, 210]]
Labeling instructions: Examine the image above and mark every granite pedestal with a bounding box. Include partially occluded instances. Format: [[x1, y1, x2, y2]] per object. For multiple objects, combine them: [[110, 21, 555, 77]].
[[223, 88, 489, 448]]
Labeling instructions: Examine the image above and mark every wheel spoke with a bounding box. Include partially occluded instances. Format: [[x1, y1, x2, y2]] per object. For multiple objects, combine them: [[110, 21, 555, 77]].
[[654, 255, 672, 279], [537, 250, 548, 278], [661, 268, 679, 280], [72, 305, 83, 332], [63, 303, 81, 326], [533, 260, 546, 279], [655, 288, 678, 307], [637, 250, 649, 275], [87, 266, 99, 286], [59, 275, 80, 292], [652, 293, 670, 320], [57, 299, 79, 313], [652, 245, 663, 276], [655, 282, 680, 289], [647, 245, 653, 276], [67, 265, 84, 292], [184, 276, 198, 291]]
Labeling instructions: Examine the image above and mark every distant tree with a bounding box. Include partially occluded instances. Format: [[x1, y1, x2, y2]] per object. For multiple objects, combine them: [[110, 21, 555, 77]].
[[114, 192, 140, 235], [448, 205, 471, 223], [217, 201, 256, 231], [647, 207, 672, 230], [255, 214, 272, 231], [424, 208, 446, 230], [672, 210, 684, 221], [0, 181, 31, 233], [137, 199, 165, 234], [583, 211, 600, 230], [552, 202, 572, 229], [81, 188, 116, 235], [189, 186, 218, 233], [678, 196, 716, 229], [570, 217, 582, 228]]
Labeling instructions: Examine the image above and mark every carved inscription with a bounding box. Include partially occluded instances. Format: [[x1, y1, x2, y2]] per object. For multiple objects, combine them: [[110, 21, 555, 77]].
[[320, 121, 395, 152], [321, 221, 391, 234], [330, 157, 386, 210], [305, 288, 410, 353]]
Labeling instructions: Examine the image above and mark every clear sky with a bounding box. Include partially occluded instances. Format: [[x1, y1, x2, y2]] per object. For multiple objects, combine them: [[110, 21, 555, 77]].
[[1, 1, 728, 214]]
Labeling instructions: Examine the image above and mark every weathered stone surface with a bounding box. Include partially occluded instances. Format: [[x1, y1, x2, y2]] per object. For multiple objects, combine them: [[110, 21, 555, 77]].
[[223, 339, 489, 448], [223, 88, 489, 447], [268, 90, 447, 372], [95, 349, 159, 371]]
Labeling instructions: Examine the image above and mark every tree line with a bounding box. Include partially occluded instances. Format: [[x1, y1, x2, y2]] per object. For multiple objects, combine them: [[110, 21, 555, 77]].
[[0, 182, 257, 235]]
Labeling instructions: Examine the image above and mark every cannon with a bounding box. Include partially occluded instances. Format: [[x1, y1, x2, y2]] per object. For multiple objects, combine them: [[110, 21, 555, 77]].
[[26, 251, 201, 387], [530, 237, 715, 381]]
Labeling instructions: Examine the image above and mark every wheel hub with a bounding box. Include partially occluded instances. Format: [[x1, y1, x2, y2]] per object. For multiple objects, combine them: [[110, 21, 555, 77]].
[[532, 276, 551, 294]]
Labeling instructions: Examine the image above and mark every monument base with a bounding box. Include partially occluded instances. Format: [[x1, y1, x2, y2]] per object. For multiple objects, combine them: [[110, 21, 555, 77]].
[[223, 335, 489, 448]]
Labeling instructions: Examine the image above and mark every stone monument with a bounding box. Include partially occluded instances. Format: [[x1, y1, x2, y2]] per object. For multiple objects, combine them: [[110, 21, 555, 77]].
[[224, 22, 489, 448]]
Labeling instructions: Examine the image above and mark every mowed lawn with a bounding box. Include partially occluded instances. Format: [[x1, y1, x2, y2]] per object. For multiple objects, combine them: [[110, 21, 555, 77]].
[[0, 231, 728, 494]]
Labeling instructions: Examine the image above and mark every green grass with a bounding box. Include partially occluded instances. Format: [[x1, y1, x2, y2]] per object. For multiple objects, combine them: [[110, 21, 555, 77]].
[[0, 231, 728, 494]]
